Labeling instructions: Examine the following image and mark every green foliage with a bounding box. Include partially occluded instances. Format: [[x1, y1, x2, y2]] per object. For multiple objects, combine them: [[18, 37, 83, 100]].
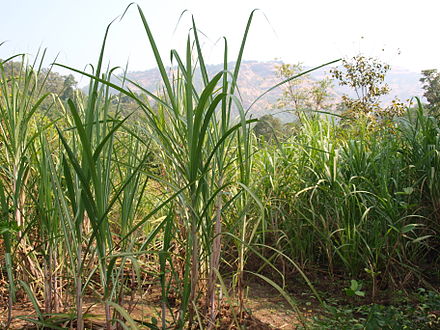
[[275, 62, 310, 110], [253, 114, 285, 141], [1, 7, 439, 330], [309, 289, 440, 329], [0, 60, 78, 99], [420, 69, 440, 115], [253, 102, 439, 286], [344, 280, 365, 297], [60, 74, 77, 100], [331, 55, 404, 121], [275, 62, 333, 113], [310, 77, 333, 111]]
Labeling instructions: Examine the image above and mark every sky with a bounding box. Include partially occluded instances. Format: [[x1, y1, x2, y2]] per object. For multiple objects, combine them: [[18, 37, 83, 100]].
[[1, 0, 438, 86]]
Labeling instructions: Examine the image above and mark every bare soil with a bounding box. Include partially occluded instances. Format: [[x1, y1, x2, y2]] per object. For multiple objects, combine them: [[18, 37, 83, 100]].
[[0, 280, 309, 329]]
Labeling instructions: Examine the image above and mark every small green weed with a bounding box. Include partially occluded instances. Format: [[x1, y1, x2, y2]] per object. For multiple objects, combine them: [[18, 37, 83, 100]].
[[308, 289, 440, 329], [344, 280, 366, 298]]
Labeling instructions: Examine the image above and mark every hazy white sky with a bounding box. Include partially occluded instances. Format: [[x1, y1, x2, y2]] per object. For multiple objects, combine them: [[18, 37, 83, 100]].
[[1, 0, 438, 85]]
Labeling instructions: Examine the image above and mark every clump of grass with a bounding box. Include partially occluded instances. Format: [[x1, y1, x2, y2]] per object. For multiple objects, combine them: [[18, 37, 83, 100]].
[[0, 52, 55, 327], [253, 107, 439, 297], [51, 4, 272, 328]]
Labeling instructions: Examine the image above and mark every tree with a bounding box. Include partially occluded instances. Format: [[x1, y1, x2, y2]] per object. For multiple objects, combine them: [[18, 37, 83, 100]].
[[1, 60, 77, 100], [330, 55, 404, 120], [275, 62, 334, 115], [253, 114, 285, 141], [39, 68, 66, 95], [310, 77, 333, 111], [420, 69, 440, 114], [275, 62, 310, 110], [60, 74, 77, 101], [1, 59, 22, 78]]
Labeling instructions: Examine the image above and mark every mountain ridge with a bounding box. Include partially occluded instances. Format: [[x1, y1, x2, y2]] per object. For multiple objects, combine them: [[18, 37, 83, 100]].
[[100, 60, 424, 120]]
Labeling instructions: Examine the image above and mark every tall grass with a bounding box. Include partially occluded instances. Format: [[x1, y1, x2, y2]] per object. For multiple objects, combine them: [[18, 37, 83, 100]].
[[1, 5, 439, 330], [253, 110, 438, 298], [116, 7, 259, 327], [0, 53, 54, 327], [51, 5, 268, 328]]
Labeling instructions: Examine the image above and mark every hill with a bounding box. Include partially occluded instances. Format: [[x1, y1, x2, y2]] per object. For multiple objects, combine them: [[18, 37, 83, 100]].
[[106, 60, 424, 120]]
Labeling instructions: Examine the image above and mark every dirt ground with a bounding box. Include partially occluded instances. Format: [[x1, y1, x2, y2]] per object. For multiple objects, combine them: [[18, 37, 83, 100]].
[[0, 280, 309, 329]]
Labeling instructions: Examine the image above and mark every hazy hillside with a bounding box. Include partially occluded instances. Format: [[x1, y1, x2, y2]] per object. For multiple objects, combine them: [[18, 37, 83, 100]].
[[127, 61, 283, 116], [115, 60, 424, 120]]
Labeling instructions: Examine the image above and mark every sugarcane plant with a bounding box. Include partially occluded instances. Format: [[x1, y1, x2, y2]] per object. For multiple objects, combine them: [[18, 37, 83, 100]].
[[0, 52, 55, 328]]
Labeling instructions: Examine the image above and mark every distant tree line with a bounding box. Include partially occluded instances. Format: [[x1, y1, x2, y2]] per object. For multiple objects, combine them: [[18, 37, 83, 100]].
[[254, 55, 410, 142], [0, 59, 78, 101]]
